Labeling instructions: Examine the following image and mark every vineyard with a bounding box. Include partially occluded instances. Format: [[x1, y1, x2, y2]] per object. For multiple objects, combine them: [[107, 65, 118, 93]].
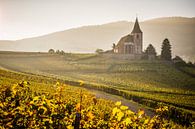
[[0, 68, 192, 128], [0, 51, 195, 128]]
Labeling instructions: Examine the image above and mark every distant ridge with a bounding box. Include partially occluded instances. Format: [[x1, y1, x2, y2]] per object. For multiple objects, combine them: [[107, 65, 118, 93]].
[[144, 17, 195, 24], [0, 17, 195, 61]]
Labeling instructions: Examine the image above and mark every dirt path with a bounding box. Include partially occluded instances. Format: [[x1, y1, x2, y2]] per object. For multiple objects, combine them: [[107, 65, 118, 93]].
[[88, 89, 155, 117]]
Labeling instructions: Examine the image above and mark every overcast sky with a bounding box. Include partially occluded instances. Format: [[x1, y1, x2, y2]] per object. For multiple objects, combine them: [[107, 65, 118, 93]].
[[0, 0, 195, 40]]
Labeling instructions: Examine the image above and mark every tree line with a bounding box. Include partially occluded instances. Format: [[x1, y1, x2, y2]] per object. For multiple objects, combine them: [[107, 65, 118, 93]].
[[48, 49, 67, 55], [143, 38, 172, 60], [144, 38, 194, 65]]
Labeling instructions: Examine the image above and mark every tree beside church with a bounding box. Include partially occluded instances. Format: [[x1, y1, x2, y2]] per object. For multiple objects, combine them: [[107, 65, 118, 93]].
[[161, 38, 172, 61], [144, 44, 157, 60]]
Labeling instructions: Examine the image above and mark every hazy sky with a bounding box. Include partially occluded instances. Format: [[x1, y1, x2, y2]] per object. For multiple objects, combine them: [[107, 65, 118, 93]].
[[0, 0, 195, 40]]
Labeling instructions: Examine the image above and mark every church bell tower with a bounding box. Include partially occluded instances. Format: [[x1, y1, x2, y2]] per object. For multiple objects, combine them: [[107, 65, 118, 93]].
[[131, 17, 143, 54]]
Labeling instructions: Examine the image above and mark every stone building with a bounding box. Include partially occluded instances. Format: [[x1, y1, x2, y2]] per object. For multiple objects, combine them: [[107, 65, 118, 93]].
[[113, 17, 143, 59]]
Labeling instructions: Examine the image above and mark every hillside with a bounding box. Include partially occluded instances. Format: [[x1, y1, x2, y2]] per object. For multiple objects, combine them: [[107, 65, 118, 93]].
[[0, 51, 195, 127], [0, 17, 195, 61], [0, 67, 189, 128], [0, 51, 195, 110]]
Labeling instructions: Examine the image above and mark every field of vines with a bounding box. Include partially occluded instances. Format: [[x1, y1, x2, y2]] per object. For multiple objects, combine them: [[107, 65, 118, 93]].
[[0, 52, 195, 128], [0, 68, 193, 128], [53, 59, 195, 115]]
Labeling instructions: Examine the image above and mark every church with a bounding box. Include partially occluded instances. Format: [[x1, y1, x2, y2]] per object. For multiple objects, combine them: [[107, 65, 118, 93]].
[[113, 17, 143, 59]]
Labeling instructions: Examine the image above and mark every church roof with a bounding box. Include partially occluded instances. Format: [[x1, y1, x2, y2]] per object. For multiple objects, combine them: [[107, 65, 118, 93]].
[[131, 17, 142, 33], [124, 35, 133, 42], [116, 34, 134, 47]]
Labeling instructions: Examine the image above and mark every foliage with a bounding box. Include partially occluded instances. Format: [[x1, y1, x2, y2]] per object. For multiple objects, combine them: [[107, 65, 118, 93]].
[[161, 38, 172, 61], [172, 56, 186, 66], [95, 49, 104, 54], [56, 50, 60, 54], [0, 52, 195, 128], [52, 49, 66, 55], [60, 50, 65, 55], [0, 81, 188, 128], [48, 49, 55, 54], [112, 43, 116, 49], [145, 44, 157, 56], [143, 44, 157, 60]]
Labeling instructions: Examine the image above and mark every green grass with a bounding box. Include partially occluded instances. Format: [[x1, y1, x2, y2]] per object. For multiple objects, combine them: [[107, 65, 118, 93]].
[[180, 66, 195, 75]]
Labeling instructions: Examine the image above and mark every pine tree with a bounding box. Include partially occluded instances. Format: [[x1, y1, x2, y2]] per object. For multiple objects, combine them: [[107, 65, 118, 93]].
[[161, 38, 172, 61], [145, 44, 157, 56]]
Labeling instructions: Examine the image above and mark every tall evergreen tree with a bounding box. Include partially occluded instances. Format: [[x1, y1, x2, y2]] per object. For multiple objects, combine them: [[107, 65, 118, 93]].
[[161, 38, 172, 60], [145, 44, 157, 56]]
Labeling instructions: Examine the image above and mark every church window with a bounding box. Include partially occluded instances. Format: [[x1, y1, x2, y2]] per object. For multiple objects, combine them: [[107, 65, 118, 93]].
[[125, 44, 134, 54]]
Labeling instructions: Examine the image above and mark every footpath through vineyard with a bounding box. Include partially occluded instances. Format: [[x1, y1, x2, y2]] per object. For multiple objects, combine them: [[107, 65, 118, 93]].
[[89, 89, 155, 117]]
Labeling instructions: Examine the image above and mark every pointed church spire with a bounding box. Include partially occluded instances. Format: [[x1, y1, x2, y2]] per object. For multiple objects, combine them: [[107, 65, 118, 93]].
[[131, 17, 142, 33]]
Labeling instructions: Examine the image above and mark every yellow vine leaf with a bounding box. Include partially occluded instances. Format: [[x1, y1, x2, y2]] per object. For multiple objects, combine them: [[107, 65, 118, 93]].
[[29, 111, 33, 116], [76, 103, 81, 111], [126, 110, 134, 115], [138, 109, 144, 118], [112, 107, 119, 116], [33, 96, 39, 101], [23, 81, 28, 86], [43, 118, 53, 124], [6, 122, 13, 128], [117, 111, 124, 121], [164, 106, 168, 111], [124, 118, 132, 125], [3, 112, 9, 116], [56, 82, 60, 86], [144, 119, 149, 124], [87, 111, 95, 120], [67, 125, 74, 129], [45, 99, 51, 107], [11, 84, 17, 90], [11, 84, 17, 95], [0, 103, 3, 108], [78, 80, 84, 86], [16, 106, 23, 111], [120, 105, 128, 110], [115, 101, 121, 106]]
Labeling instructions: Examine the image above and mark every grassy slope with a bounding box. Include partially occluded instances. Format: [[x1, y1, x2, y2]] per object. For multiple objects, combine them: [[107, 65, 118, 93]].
[[0, 52, 195, 112]]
